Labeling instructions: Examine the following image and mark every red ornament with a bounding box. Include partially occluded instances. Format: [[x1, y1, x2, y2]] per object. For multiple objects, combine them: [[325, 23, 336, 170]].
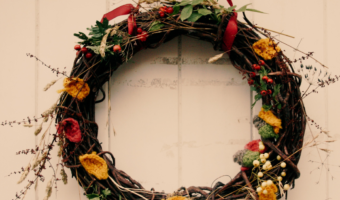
[[267, 78, 273, 84], [248, 79, 254, 85], [262, 76, 268, 82], [113, 45, 121, 53], [137, 27, 143, 34], [267, 89, 272, 95], [166, 7, 174, 14], [260, 90, 267, 96], [85, 52, 92, 59], [252, 64, 261, 71], [74, 44, 81, 51], [249, 72, 256, 78], [56, 118, 82, 143], [259, 60, 265, 66], [81, 47, 88, 53], [159, 11, 165, 17]]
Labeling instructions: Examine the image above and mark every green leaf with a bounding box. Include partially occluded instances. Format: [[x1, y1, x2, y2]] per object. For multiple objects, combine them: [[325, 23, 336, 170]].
[[102, 18, 109, 28], [178, 0, 191, 6], [198, 8, 212, 15], [235, 3, 251, 12], [226, 5, 237, 12], [277, 104, 282, 109], [272, 84, 281, 97], [192, 0, 203, 5], [149, 23, 164, 32], [102, 188, 111, 197], [86, 194, 100, 199], [215, 9, 221, 14], [262, 104, 272, 111], [250, 86, 257, 92], [187, 12, 203, 22], [181, 5, 193, 21], [170, 5, 180, 16], [251, 94, 262, 109], [246, 8, 267, 14]]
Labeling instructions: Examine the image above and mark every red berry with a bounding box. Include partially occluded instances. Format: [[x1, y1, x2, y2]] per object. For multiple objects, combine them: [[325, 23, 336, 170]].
[[159, 11, 165, 17], [248, 79, 254, 85], [262, 76, 268, 82], [260, 90, 267, 96], [259, 60, 265, 66], [137, 28, 143, 34], [249, 72, 256, 78], [166, 7, 174, 14], [76, 51, 80, 56], [267, 78, 273, 84], [267, 89, 272, 95], [81, 47, 88, 53], [160, 6, 167, 12], [74, 45, 81, 51], [85, 52, 92, 59], [252, 64, 261, 71], [113, 45, 121, 53]]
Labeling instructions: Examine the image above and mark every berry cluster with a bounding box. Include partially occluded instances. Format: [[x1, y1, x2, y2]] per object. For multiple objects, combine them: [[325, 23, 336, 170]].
[[137, 28, 148, 42], [74, 45, 93, 59], [158, 6, 174, 17], [248, 60, 274, 96]]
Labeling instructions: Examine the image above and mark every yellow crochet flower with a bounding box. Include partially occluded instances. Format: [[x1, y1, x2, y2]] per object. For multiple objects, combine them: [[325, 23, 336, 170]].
[[258, 184, 278, 200], [58, 78, 90, 101], [258, 108, 282, 134], [253, 38, 281, 60], [79, 152, 108, 180], [166, 196, 188, 200]]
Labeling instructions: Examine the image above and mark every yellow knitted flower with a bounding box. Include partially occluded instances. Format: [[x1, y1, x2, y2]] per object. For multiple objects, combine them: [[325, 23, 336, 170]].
[[166, 196, 188, 200], [258, 108, 282, 134], [79, 152, 108, 180], [258, 184, 278, 200], [253, 38, 281, 60], [58, 78, 90, 101]]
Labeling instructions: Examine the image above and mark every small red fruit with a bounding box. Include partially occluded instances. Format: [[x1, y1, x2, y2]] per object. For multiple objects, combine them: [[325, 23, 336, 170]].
[[267, 89, 272, 95], [81, 47, 88, 53], [85, 52, 92, 59], [166, 7, 174, 14], [260, 90, 267, 96], [138, 31, 148, 42], [248, 79, 254, 85], [249, 72, 256, 78], [262, 76, 268, 82], [267, 78, 273, 84], [159, 11, 165, 17], [160, 6, 167, 12], [76, 51, 80, 56], [137, 27, 143, 34], [252, 64, 261, 71], [259, 60, 265, 66], [74, 44, 81, 51], [113, 45, 121, 53]]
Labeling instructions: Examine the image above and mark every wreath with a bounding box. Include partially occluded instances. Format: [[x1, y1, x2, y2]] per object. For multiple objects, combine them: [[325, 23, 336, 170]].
[[12, 0, 321, 199]]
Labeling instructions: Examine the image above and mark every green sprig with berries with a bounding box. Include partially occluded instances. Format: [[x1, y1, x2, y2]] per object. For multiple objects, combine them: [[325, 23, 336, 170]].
[[249, 60, 281, 110]]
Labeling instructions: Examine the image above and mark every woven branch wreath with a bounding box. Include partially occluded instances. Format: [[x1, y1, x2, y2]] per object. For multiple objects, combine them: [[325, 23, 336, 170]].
[[55, 1, 306, 200]]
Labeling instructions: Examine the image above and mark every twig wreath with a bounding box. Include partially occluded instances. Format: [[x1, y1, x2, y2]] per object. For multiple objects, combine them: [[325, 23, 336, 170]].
[[13, 0, 336, 199]]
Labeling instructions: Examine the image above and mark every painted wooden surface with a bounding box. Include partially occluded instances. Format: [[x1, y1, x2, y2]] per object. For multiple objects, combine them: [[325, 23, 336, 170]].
[[0, 0, 339, 199]]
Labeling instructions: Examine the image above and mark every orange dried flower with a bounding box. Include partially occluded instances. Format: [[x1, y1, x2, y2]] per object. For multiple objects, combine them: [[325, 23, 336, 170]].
[[58, 78, 90, 101], [79, 152, 108, 180], [253, 38, 281, 60], [258, 184, 278, 200]]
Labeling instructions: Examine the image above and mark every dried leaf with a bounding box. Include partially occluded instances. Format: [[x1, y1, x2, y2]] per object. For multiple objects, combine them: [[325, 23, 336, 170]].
[[319, 148, 331, 153], [208, 53, 224, 63], [23, 124, 33, 128]]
